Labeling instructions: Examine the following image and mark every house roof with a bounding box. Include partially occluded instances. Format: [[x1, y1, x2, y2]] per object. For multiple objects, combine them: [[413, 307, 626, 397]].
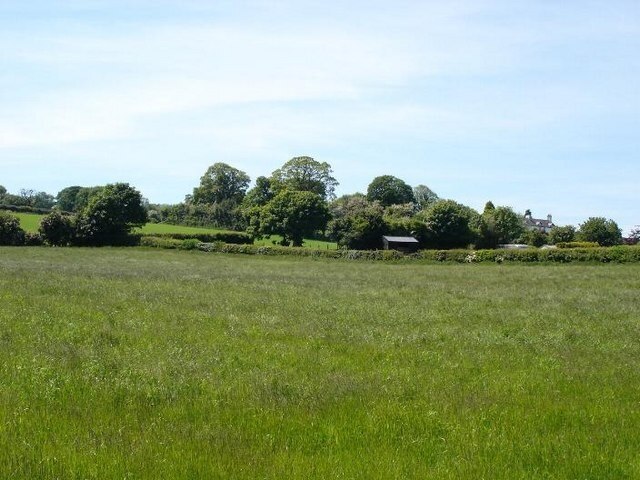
[[524, 217, 554, 228], [382, 236, 419, 243]]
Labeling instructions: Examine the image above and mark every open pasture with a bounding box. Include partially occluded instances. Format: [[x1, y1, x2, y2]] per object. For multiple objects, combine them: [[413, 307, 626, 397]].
[[7, 211, 44, 233], [9, 213, 336, 248], [1, 247, 639, 478], [135, 222, 237, 236]]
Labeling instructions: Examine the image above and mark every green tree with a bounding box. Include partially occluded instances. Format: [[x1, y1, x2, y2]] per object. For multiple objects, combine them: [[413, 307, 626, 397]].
[[419, 199, 478, 249], [242, 176, 275, 209], [192, 163, 250, 205], [383, 203, 416, 220], [577, 217, 622, 246], [258, 190, 329, 246], [75, 183, 148, 246], [270, 156, 338, 201], [74, 186, 105, 212], [366, 175, 415, 207], [241, 177, 277, 237], [327, 194, 386, 249], [8, 188, 55, 209], [519, 229, 548, 247], [483, 201, 495, 214], [39, 211, 75, 246], [55, 186, 83, 212], [0, 211, 25, 245], [478, 204, 524, 248], [548, 225, 576, 244], [413, 184, 439, 210], [32, 191, 55, 209]]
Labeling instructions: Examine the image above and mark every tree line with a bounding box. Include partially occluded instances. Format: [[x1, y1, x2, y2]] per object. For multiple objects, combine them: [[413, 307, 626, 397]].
[[1, 156, 636, 248]]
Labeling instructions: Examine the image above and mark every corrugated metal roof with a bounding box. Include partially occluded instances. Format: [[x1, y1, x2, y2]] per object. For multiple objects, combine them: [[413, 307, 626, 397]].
[[382, 236, 419, 243]]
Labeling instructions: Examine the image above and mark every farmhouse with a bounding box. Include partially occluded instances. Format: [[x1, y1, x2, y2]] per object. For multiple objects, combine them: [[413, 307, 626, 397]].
[[524, 210, 555, 233], [382, 235, 419, 253]]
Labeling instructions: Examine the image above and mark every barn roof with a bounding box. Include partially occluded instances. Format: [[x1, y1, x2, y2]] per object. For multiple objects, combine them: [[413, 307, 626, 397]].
[[382, 236, 419, 243]]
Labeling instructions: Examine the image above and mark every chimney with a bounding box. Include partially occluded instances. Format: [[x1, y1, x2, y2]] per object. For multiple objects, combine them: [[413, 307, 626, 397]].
[[547, 214, 552, 224]]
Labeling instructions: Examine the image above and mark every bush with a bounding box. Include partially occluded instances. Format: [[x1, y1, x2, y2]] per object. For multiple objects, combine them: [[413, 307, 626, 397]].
[[39, 211, 75, 246], [24, 232, 44, 246], [0, 212, 26, 245], [139, 236, 183, 249], [0, 204, 53, 215], [75, 183, 147, 246], [179, 239, 200, 250], [578, 217, 622, 246], [556, 242, 599, 249]]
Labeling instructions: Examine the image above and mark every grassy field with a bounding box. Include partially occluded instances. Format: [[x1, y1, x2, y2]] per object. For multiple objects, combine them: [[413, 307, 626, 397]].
[[135, 222, 236, 235], [8, 211, 43, 233], [253, 234, 337, 249], [9, 212, 337, 248], [1, 248, 640, 478]]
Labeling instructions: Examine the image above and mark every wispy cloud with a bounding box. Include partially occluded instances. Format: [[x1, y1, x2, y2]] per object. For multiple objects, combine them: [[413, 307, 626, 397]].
[[1, 0, 638, 232]]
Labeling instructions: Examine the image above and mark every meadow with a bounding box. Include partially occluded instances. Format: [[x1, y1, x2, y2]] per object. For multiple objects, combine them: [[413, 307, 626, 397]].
[[136, 222, 237, 235], [10, 212, 337, 249], [1, 247, 639, 478], [10, 212, 44, 233]]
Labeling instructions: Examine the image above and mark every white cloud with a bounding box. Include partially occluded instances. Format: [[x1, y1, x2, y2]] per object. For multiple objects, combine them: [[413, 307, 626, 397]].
[[0, 21, 422, 149]]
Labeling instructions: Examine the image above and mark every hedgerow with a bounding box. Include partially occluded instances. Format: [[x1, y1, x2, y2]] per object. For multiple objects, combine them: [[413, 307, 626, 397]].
[[556, 241, 600, 249], [0, 204, 55, 215], [139, 232, 252, 244], [189, 243, 640, 263]]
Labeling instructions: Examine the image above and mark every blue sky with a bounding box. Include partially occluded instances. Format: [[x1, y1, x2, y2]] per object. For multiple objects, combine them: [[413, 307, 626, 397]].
[[1, 0, 638, 233]]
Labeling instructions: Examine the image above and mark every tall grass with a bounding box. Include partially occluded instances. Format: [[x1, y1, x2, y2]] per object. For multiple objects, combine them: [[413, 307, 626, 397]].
[[1, 248, 639, 478]]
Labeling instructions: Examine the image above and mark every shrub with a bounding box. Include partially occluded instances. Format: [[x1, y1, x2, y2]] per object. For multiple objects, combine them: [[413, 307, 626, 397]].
[[24, 232, 44, 246], [0, 211, 26, 245], [556, 242, 599, 249], [39, 211, 75, 246], [577, 217, 622, 246], [139, 236, 183, 249], [179, 239, 200, 250], [138, 235, 640, 265], [139, 232, 252, 244], [549, 225, 576, 244], [75, 183, 147, 246], [0, 204, 53, 214]]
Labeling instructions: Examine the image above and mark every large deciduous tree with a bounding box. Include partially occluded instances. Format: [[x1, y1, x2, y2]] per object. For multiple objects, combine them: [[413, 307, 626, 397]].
[[413, 184, 439, 210], [270, 156, 338, 201], [242, 176, 275, 209], [192, 163, 250, 205], [478, 204, 524, 248], [519, 229, 549, 247], [257, 190, 329, 246], [366, 175, 415, 207], [548, 225, 576, 244], [419, 199, 479, 249], [577, 217, 622, 246], [327, 194, 386, 249], [75, 183, 148, 245], [56, 186, 83, 212]]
